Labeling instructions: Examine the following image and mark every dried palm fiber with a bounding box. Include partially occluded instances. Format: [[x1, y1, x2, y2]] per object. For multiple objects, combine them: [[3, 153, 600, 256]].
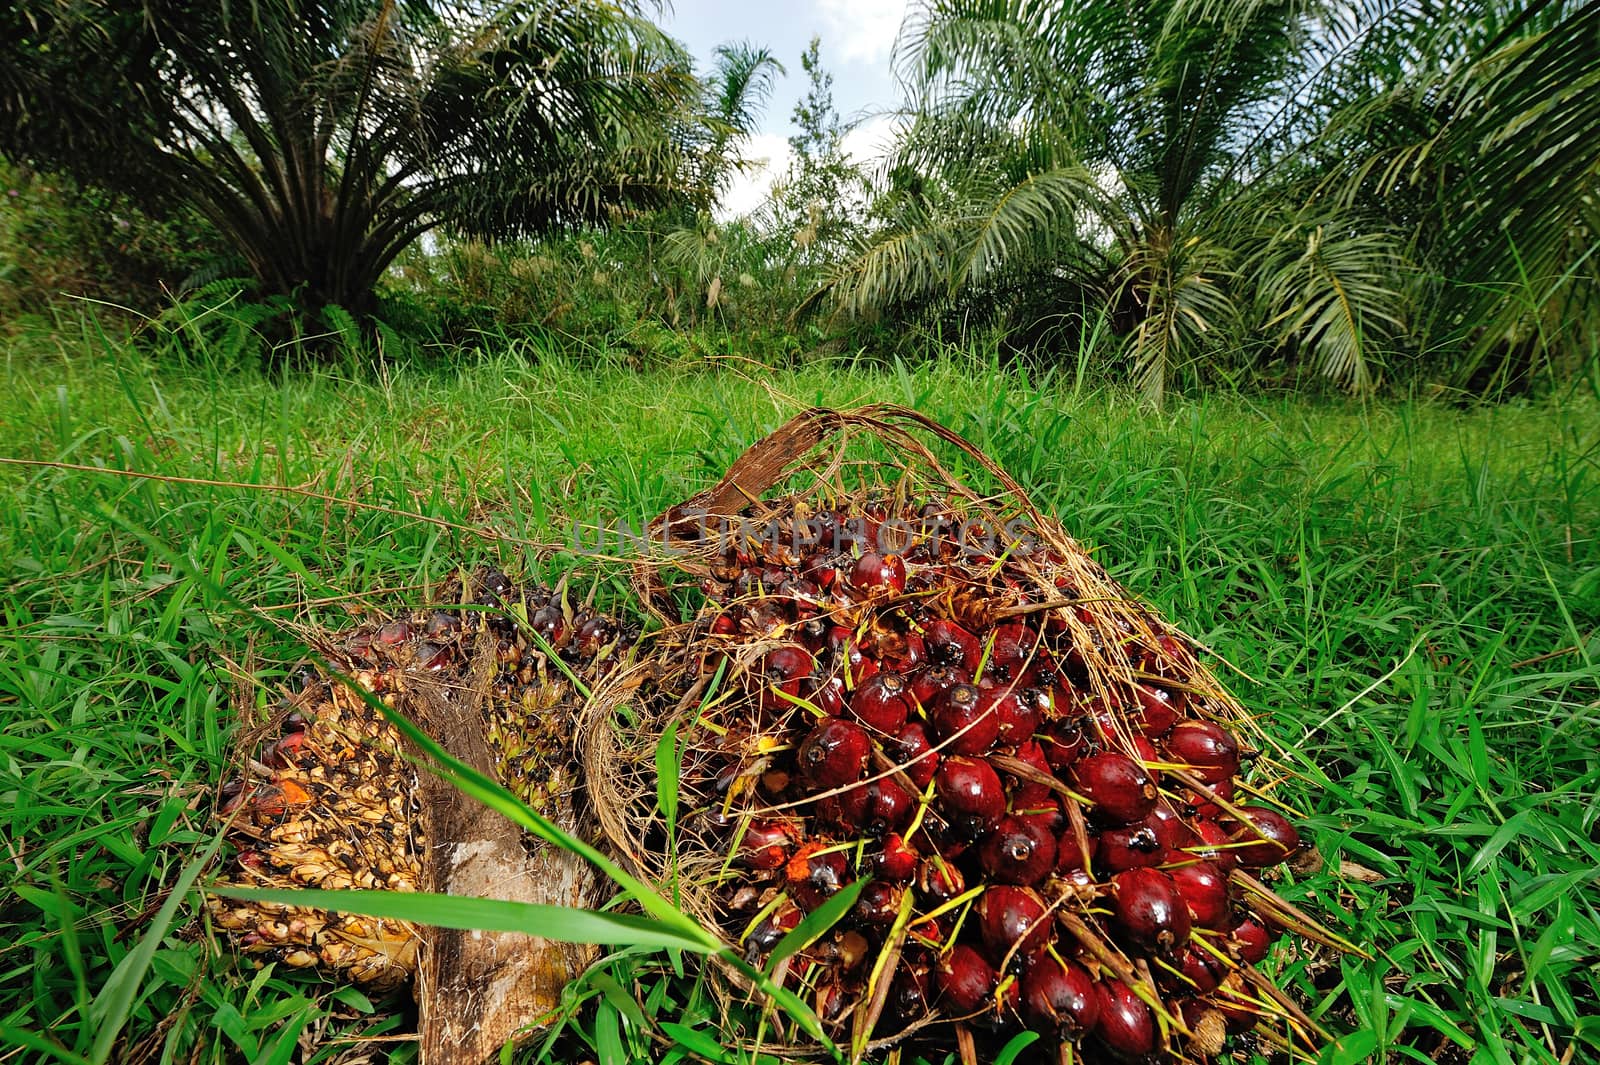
[[208, 570, 636, 1064], [580, 406, 1362, 1064]]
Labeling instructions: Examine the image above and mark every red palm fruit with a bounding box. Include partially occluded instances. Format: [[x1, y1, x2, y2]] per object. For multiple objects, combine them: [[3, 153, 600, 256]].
[[936, 945, 997, 1014], [376, 620, 411, 645], [1165, 720, 1241, 783], [854, 880, 905, 924], [1038, 722, 1089, 770], [931, 683, 1000, 755], [263, 730, 307, 768], [744, 900, 803, 957], [909, 911, 954, 947], [1129, 734, 1160, 766], [827, 625, 879, 685], [925, 618, 983, 673], [1012, 738, 1051, 775], [425, 610, 461, 638], [1185, 818, 1240, 871], [1229, 807, 1302, 868], [1097, 823, 1167, 872], [786, 843, 850, 912], [1168, 943, 1225, 994], [1021, 955, 1100, 1036], [1094, 979, 1157, 1060], [1145, 802, 1199, 851], [987, 623, 1040, 683], [737, 818, 799, 870], [890, 721, 939, 789], [934, 756, 1005, 840], [804, 672, 846, 716], [851, 552, 907, 593], [985, 687, 1038, 745], [1056, 832, 1090, 874], [801, 551, 839, 590], [886, 632, 926, 674], [977, 885, 1053, 964], [1131, 683, 1182, 736], [710, 612, 738, 637], [865, 778, 916, 837], [1170, 860, 1231, 929], [1012, 793, 1065, 837], [1229, 915, 1272, 964], [530, 604, 567, 647], [1211, 972, 1263, 1032], [850, 672, 912, 734], [978, 816, 1057, 886], [890, 952, 934, 1020], [815, 784, 872, 833], [908, 663, 969, 709], [1111, 868, 1192, 955], [1188, 776, 1237, 820], [797, 719, 871, 789], [873, 833, 919, 881], [758, 644, 815, 711], [1074, 752, 1159, 825], [916, 857, 965, 903]]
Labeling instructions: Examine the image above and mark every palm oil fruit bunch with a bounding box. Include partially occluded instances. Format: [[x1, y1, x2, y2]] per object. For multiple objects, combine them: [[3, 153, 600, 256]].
[[208, 570, 634, 990], [681, 500, 1327, 1061]]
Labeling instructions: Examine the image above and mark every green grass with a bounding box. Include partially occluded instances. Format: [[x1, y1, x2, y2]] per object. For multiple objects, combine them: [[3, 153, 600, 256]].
[[1, 321, 1597, 1064]]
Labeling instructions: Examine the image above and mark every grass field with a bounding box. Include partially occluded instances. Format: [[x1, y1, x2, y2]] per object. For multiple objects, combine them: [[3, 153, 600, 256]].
[[2, 326, 1598, 1065]]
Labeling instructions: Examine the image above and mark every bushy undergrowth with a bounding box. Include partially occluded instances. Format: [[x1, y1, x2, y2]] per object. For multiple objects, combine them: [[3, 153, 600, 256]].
[[0, 319, 1596, 1063]]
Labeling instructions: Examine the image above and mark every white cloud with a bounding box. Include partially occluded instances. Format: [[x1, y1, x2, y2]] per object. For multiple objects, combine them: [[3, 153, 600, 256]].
[[841, 113, 897, 168], [717, 133, 794, 221], [818, 0, 908, 66]]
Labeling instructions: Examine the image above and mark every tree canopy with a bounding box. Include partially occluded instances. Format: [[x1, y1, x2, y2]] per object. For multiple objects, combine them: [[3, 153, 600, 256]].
[[0, 0, 701, 321]]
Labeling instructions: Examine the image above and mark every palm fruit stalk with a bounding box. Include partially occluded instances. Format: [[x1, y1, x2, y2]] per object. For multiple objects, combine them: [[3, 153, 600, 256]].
[[589, 406, 1361, 1064], [208, 570, 634, 1036]]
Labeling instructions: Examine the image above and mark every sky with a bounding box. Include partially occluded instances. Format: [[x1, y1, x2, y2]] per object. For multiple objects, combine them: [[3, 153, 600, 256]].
[[658, 0, 912, 216]]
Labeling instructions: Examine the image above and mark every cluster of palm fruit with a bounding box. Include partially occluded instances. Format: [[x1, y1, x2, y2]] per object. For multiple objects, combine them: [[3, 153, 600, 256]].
[[207, 571, 634, 990], [683, 501, 1319, 1061]]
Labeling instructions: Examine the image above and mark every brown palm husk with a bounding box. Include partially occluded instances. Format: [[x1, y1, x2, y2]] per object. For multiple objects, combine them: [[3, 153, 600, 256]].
[[579, 405, 1358, 1063]]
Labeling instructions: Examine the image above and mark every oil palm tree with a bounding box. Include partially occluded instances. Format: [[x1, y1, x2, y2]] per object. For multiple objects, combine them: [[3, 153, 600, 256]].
[[814, 0, 1410, 399], [0, 0, 699, 333]]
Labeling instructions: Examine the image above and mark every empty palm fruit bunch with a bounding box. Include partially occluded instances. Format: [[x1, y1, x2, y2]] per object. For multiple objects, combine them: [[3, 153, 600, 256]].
[[585, 406, 1363, 1064], [207, 569, 636, 997]]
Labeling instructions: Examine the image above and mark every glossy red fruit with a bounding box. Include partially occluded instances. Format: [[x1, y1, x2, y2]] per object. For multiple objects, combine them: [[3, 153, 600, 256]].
[[759, 644, 815, 710], [1188, 776, 1236, 820], [1094, 979, 1157, 1059], [890, 953, 934, 1020], [1229, 915, 1272, 964], [1144, 802, 1199, 851], [987, 623, 1040, 683], [908, 663, 969, 709], [827, 626, 879, 685], [1097, 823, 1167, 872], [1021, 956, 1099, 1035], [864, 777, 916, 837], [744, 901, 803, 957], [924, 618, 983, 673], [814, 784, 872, 833], [854, 880, 905, 924], [737, 818, 798, 870], [934, 756, 1005, 840], [984, 687, 1038, 745], [977, 885, 1052, 963], [873, 833, 918, 881], [1166, 720, 1241, 783], [804, 672, 846, 716], [852, 552, 907, 593], [797, 719, 871, 789], [1131, 683, 1182, 736], [1112, 868, 1192, 955], [978, 816, 1057, 886], [1171, 943, 1225, 994], [936, 944, 996, 1014], [1170, 861, 1231, 929], [890, 721, 939, 789], [1074, 752, 1158, 825], [785, 843, 850, 912], [1229, 807, 1302, 868], [931, 683, 1000, 755], [376, 620, 410, 645], [850, 672, 912, 733], [916, 857, 965, 903], [1038, 722, 1089, 770], [1186, 818, 1239, 871], [263, 730, 307, 768]]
